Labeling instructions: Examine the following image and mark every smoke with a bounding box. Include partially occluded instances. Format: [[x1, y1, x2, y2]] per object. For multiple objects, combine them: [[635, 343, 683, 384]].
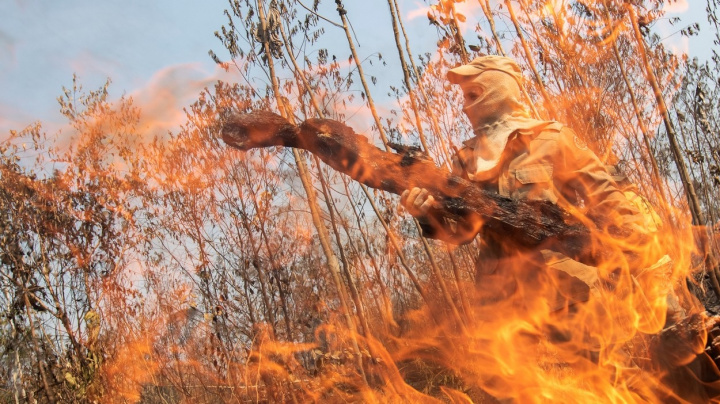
[[406, 3, 431, 21], [664, 0, 689, 13], [130, 62, 235, 140]]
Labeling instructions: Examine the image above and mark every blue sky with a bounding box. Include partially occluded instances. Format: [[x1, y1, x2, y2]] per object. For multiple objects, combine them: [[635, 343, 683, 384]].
[[0, 0, 710, 139], [0, 0, 228, 135]]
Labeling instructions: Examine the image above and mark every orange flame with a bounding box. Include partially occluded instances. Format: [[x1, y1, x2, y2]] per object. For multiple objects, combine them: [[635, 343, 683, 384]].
[[20, 2, 715, 402]]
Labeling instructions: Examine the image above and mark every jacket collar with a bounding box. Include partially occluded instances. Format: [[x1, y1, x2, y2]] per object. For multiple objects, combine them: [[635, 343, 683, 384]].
[[462, 115, 557, 149]]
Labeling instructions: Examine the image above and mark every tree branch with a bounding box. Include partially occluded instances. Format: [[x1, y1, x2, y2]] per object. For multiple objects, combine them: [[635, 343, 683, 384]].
[[221, 110, 593, 260]]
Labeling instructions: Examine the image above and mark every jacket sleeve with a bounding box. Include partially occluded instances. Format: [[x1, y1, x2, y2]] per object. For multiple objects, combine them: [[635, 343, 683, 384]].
[[550, 127, 665, 276], [552, 128, 671, 328], [552, 127, 645, 233]]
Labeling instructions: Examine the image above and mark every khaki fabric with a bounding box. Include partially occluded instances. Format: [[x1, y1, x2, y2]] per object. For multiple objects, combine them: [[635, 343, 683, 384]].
[[447, 55, 524, 86], [453, 121, 640, 226], [606, 164, 664, 232], [624, 191, 663, 233], [459, 72, 525, 143], [420, 121, 645, 307], [456, 113, 544, 181]]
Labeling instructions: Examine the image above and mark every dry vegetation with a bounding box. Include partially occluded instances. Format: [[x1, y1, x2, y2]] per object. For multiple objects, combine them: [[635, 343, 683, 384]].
[[3, 0, 720, 402]]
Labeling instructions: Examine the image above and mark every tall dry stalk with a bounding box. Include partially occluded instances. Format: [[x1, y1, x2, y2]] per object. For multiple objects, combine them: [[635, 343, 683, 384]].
[[626, 4, 705, 226], [335, 0, 465, 326], [253, 0, 362, 357], [504, 0, 557, 118]]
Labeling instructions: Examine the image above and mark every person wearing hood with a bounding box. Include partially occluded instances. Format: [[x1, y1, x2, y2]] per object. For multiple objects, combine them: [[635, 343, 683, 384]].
[[401, 55, 659, 314]]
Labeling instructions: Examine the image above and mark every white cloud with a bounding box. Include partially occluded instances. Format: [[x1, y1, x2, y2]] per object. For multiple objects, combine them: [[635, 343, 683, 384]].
[[664, 0, 689, 14], [129, 63, 236, 139], [406, 2, 431, 21]]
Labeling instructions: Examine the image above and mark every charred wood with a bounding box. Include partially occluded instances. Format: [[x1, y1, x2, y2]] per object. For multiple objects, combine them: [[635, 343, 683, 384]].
[[221, 111, 595, 261]]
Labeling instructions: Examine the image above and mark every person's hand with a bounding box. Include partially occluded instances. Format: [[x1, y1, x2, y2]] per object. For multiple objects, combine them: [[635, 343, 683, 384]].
[[400, 187, 436, 217]]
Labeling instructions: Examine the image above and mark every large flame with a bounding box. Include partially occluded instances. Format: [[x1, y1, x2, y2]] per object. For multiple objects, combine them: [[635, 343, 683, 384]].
[[8, 1, 719, 402]]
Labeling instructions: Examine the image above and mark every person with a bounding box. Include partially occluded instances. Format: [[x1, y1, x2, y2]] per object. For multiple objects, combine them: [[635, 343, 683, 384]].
[[605, 164, 664, 233], [605, 164, 685, 324], [401, 55, 661, 315]]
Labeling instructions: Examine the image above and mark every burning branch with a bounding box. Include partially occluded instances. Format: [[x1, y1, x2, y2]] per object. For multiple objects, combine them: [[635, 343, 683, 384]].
[[221, 111, 593, 260]]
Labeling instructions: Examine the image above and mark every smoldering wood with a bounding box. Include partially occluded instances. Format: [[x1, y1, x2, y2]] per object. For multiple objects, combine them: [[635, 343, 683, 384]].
[[220, 111, 594, 260]]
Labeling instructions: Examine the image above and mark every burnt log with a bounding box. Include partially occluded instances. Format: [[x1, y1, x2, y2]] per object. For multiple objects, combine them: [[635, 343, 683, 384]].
[[221, 111, 592, 260]]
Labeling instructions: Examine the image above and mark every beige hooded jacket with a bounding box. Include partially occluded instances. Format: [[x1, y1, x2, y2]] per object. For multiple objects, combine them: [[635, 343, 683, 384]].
[[419, 56, 651, 310]]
